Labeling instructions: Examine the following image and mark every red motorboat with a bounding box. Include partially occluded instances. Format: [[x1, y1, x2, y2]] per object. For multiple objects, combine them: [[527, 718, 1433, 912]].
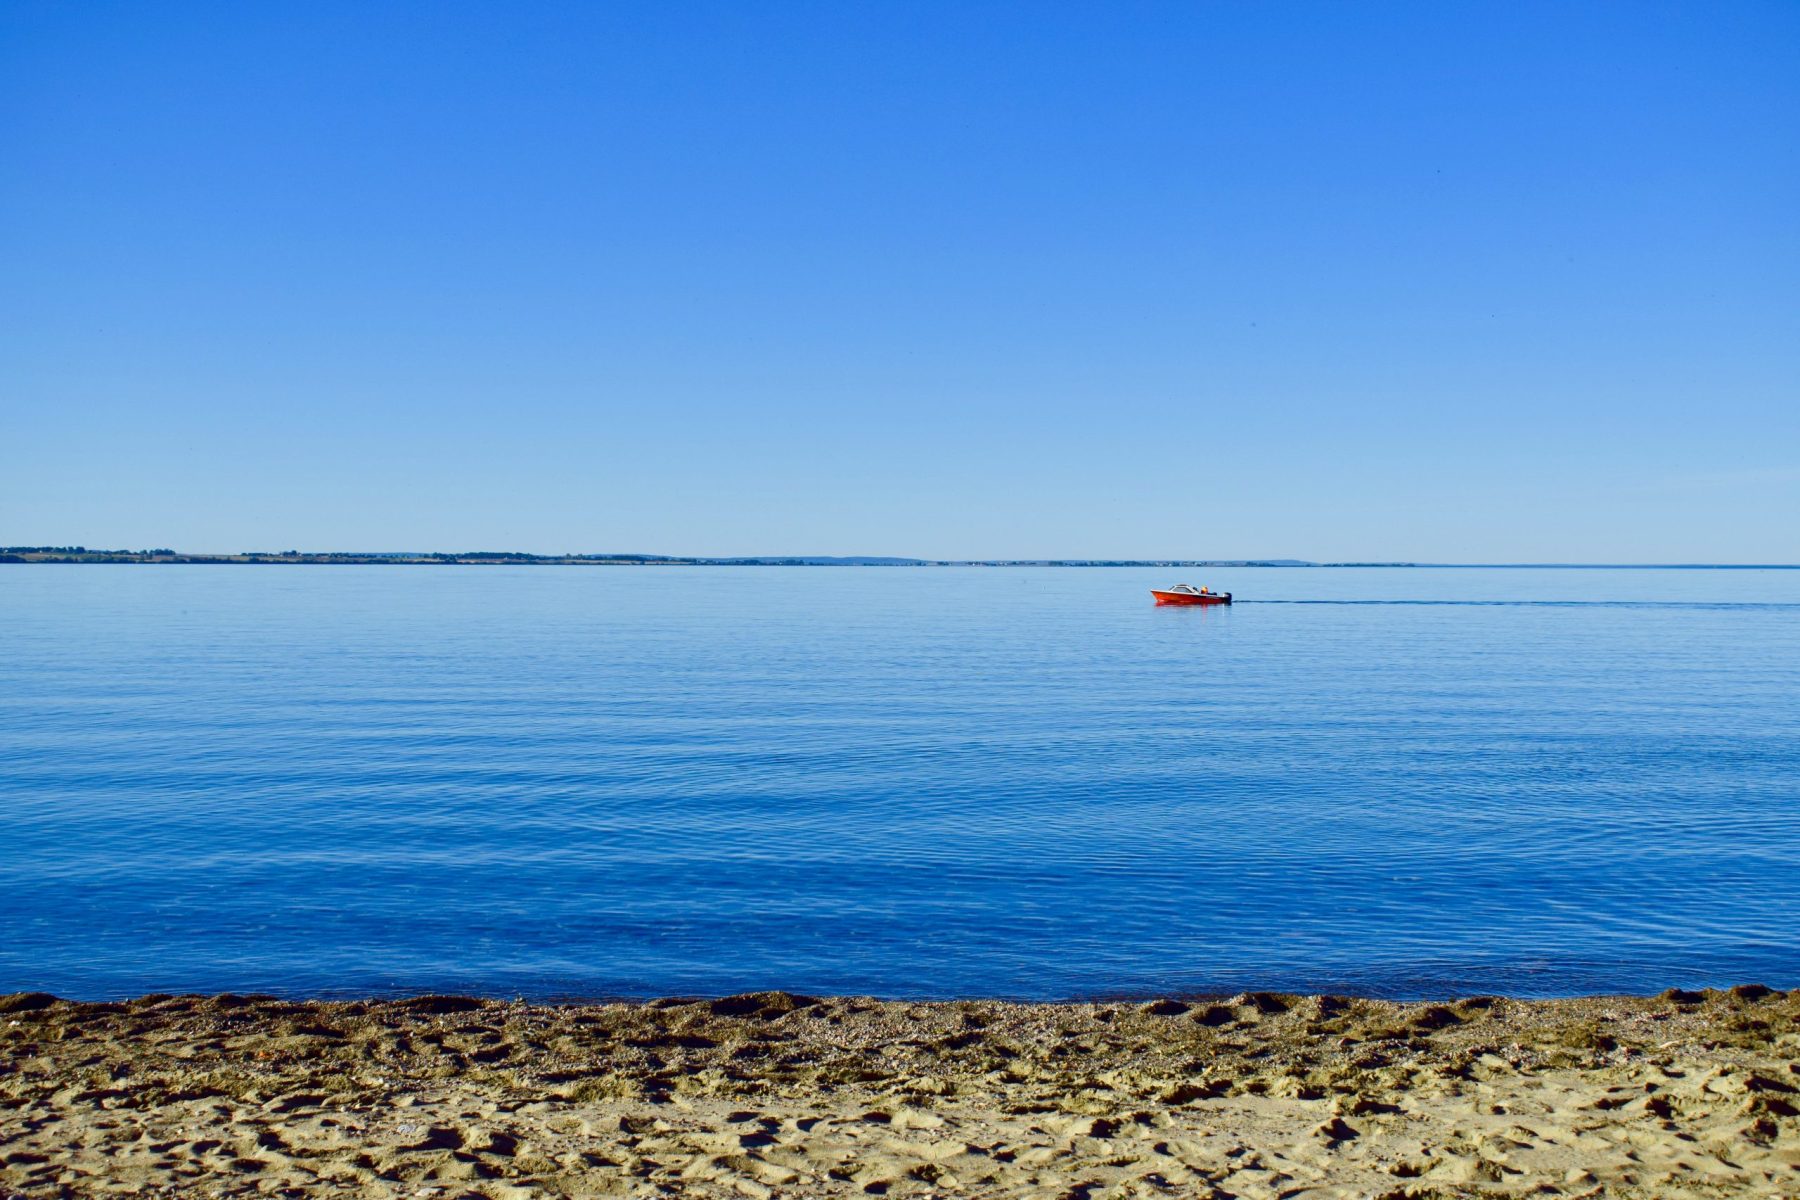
[[1151, 583, 1232, 606]]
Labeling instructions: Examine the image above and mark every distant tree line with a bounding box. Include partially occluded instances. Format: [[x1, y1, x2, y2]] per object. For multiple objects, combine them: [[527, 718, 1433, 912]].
[[2, 546, 176, 555]]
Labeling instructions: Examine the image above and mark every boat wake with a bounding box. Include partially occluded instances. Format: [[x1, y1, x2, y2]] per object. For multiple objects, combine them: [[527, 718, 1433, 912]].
[[1240, 599, 1800, 609]]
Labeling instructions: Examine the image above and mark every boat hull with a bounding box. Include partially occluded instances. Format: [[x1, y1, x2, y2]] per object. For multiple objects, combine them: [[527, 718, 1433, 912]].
[[1151, 589, 1231, 606]]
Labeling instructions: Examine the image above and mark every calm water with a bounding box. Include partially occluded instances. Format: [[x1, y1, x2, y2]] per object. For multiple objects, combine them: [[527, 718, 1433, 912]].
[[3, 566, 1797, 1001]]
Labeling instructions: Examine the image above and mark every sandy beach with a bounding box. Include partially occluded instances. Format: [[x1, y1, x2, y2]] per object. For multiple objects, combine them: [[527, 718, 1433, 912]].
[[3, 987, 1797, 1198]]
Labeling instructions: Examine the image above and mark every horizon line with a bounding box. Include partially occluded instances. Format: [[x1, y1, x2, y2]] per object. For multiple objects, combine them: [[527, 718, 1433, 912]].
[[4, 547, 1797, 569]]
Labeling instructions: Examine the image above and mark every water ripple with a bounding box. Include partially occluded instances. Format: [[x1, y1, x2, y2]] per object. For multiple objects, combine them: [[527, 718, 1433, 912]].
[[2, 566, 1797, 1000]]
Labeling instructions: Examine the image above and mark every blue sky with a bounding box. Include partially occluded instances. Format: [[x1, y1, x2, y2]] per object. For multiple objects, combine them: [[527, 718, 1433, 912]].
[[3, 1, 1796, 561]]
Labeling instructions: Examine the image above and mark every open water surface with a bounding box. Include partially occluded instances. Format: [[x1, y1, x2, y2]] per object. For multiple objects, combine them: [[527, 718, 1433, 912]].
[[2, 566, 1797, 1000]]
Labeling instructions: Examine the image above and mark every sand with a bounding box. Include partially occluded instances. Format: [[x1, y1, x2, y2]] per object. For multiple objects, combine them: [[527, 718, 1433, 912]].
[[3, 986, 1798, 1198]]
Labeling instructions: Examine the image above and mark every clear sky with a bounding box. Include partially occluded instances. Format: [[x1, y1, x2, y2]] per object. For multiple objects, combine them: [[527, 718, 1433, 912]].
[[3, 2, 1796, 561]]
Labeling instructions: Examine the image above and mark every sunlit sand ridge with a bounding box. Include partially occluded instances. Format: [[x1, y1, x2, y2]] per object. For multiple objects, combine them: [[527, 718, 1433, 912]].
[[3, 986, 1797, 1198]]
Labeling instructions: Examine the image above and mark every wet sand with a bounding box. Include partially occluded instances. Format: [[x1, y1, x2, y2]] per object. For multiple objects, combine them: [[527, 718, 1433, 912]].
[[3, 986, 1797, 1198]]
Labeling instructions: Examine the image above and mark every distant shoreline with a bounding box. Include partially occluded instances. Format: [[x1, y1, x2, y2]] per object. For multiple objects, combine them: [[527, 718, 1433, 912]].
[[2, 548, 1795, 569]]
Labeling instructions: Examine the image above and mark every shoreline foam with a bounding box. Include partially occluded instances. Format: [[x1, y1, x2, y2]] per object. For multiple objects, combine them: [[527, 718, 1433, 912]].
[[4, 987, 1797, 1197]]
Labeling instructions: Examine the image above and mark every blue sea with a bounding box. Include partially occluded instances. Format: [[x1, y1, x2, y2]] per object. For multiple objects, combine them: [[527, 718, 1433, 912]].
[[3, 566, 1797, 1001]]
